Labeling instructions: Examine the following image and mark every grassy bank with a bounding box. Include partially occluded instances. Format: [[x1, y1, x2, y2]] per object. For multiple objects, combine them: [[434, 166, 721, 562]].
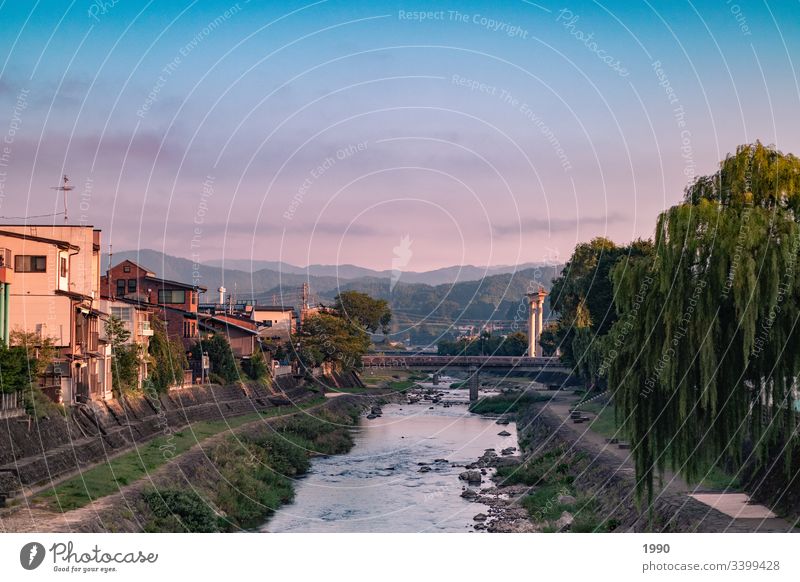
[[138, 400, 363, 532], [579, 401, 740, 492], [468, 392, 550, 415], [39, 396, 326, 511], [496, 447, 616, 532]]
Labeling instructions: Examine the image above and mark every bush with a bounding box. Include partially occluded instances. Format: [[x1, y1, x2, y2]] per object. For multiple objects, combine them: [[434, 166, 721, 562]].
[[191, 334, 239, 384], [468, 392, 549, 415], [142, 489, 220, 532], [241, 350, 268, 381]]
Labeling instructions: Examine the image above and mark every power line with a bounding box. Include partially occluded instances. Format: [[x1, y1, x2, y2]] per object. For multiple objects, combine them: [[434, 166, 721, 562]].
[[0, 211, 67, 220]]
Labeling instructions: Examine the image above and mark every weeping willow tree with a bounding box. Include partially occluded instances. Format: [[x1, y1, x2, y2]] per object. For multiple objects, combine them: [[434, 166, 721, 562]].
[[608, 142, 800, 502]]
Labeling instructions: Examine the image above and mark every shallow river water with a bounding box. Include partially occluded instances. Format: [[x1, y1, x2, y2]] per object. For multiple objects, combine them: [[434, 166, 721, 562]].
[[262, 384, 518, 533]]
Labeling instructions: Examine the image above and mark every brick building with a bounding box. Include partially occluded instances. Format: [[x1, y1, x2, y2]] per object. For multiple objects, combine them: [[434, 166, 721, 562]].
[[100, 259, 207, 349]]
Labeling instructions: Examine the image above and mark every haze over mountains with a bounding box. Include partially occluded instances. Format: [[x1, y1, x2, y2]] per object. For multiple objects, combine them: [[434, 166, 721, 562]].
[[105, 249, 551, 295], [104, 249, 562, 343]]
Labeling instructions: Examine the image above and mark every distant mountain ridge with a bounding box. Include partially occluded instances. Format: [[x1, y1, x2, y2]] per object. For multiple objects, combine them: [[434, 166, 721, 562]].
[[105, 249, 551, 292], [105, 249, 563, 343]]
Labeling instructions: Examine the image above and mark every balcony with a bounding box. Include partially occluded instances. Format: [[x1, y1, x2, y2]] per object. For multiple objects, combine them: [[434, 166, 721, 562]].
[[139, 320, 153, 337], [0, 248, 12, 284]]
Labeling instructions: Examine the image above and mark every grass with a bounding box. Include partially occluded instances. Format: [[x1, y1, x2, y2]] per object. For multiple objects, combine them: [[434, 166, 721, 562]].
[[497, 445, 616, 532], [468, 391, 550, 415], [577, 401, 740, 491], [579, 401, 620, 440], [140, 400, 363, 531], [38, 397, 326, 511]]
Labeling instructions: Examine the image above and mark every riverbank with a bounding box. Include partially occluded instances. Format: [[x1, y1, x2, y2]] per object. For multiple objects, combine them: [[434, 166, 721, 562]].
[[471, 388, 796, 532], [0, 393, 389, 532]]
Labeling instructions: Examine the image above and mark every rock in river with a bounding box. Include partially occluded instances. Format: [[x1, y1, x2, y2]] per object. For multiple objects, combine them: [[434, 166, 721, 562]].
[[459, 470, 482, 484], [497, 430, 511, 437]]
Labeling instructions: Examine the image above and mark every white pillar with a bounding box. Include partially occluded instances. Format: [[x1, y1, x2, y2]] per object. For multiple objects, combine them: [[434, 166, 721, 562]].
[[535, 298, 544, 357], [527, 293, 537, 356]]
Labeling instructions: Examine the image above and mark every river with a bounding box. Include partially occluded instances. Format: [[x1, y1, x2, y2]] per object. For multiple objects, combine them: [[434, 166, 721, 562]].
[[262, 382, 519, 533]]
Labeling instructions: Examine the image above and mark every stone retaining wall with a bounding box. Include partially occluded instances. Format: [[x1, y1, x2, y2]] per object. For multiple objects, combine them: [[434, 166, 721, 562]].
[[0, 381, 288, 503]]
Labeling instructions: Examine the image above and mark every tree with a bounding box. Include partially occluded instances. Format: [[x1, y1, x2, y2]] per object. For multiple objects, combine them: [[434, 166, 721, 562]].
[[241, 348, 268, 381], [297, 313, 370, 371], [333, 290, 392, 335], [190, 333, 239, 384], [547, 237, 653, 385], [437, 331, 528, 357], [0, 344, 31, 394], [608, 143, 800, 502], [105, 315, 140, 394], [148, 317, 188, 393]]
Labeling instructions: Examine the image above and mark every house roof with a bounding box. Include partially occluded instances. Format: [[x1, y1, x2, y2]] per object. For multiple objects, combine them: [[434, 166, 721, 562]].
[[112, 259, 155, 277], [144, 275, 208, 292], [252, 305, 295, 312], [0, 229, 80, 251], [198, 315, 259, 335]]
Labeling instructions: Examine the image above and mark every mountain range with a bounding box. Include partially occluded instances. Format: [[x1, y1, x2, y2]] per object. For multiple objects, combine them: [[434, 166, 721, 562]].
[[104, 249, 562, 342], [104, 249, 552, 296]]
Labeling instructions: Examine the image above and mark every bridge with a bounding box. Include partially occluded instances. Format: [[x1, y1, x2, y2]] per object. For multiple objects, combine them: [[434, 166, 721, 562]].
[[361, 354, 576, 401]]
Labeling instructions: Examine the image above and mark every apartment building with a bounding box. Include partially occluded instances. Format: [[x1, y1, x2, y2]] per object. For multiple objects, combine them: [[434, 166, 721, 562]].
[[0, 225, 112, 404]]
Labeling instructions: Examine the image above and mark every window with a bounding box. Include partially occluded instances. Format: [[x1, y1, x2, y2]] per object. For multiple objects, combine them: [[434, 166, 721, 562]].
[[116, 279, 126, 296], [110, 306, 132, 324], [127, 279, 137, 293], [183, 320, 195, 338], [60, 257, 67, 278], [15, 255, 46, 273], [123, 264, 131, 273], [158, 289, 186, 304]]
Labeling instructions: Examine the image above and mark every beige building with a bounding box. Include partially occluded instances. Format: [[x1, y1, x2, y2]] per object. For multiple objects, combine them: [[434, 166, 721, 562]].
[[99, 298, 153, 391], [251, 305, 295, 340], [0, 225, 111, 403]]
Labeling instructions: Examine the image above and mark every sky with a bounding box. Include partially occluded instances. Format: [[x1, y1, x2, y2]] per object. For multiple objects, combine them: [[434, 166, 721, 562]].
[[0, 0, 799, 271]]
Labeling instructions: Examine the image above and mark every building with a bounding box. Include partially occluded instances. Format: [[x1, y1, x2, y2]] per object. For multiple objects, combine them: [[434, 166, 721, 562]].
[[251, 305, 296, 340], [98, 297, 153, 390], [0, 247, 12, 347], [101, 259, 207, 349], [198, 313, 259, 358], [0, 225, 112, 404]]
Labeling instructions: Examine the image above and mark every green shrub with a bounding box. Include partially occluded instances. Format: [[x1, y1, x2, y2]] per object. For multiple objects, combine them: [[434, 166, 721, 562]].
[[468, 392, 549, 414], [143, 489, 220, 532]]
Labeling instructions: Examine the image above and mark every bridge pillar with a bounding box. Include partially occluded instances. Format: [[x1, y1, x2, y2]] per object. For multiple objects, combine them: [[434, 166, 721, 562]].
[[526, 287, 549, 358], [432, 373, 440, 386], [468, 367, 479, 402]]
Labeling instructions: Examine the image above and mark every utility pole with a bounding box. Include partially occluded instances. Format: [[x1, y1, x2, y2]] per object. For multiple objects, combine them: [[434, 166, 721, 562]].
[[50, 175, 74, 223]]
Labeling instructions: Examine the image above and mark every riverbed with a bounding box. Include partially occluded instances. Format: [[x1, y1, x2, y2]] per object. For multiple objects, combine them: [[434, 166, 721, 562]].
[[262, 384, 518, 533]]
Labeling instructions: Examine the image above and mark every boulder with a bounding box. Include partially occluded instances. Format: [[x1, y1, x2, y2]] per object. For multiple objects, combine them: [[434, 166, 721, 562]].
[[459, 470, 482, 484], [418, 466, 432, 473], [497, 430, 511, 437], [555, 511, 574, 531], [461, 489, 478, 500], [557, 494, 577, 505], [473, 513, 488, 522]]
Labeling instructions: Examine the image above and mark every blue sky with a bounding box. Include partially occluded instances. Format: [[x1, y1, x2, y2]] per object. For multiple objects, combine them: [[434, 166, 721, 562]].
[[1, 0, 798, 270]]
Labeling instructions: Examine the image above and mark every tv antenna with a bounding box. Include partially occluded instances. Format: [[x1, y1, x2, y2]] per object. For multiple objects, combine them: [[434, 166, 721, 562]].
[[50, 174, 74, 222]]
